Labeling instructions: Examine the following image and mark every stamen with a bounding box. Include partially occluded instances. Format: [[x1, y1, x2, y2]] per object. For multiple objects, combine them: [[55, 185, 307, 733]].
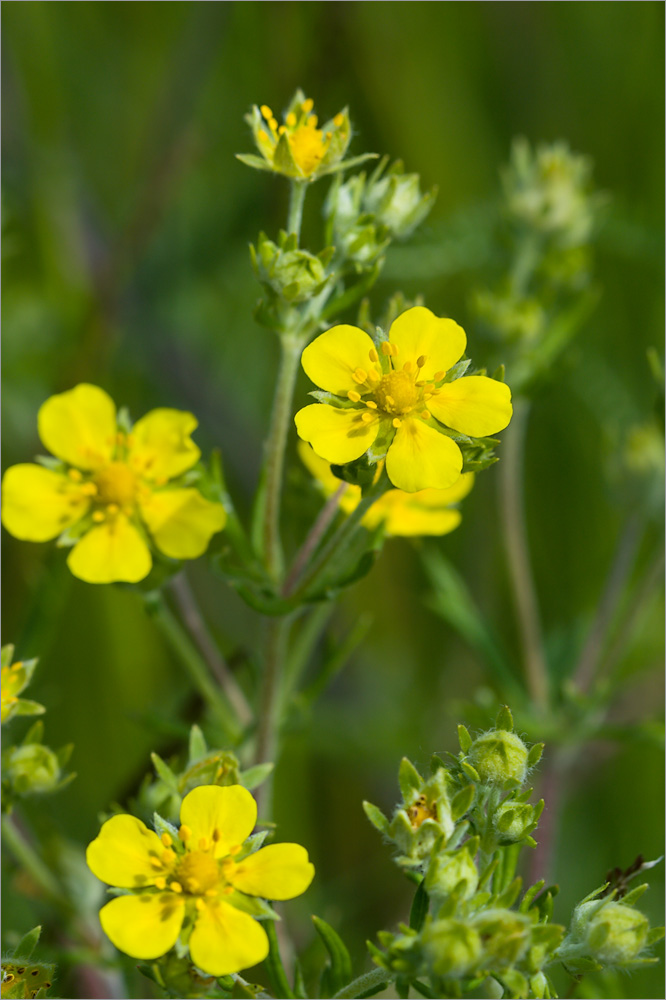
[[402, 361, 413, 373], [352, 367, 368, 384], [260, 105, 273, 119], [416, 380, 426, 387], [154, 877, 166, 890], [206, 888, 218, 896], [361, 412, 375, 424], [392, 418, 402, 428], [195, 898, 205, 911], [367, 369, 380, 383], [380, 342, 392, 356], [333, 113, 345, 127], [170, 881, 183, 893], [179, 825, 191, 842], [161, 849, 176, 864], [269, 117, 279, 132], [389, 343, 399, 357], [365, 400, 378, 409], [347, 390, 361, 402], [302, 98, 314, 113], [417, 355, 427, 368], [68, 469, 83, 482], [92, 512, 105, 523], [228, 844, 242, 856], [368, 348, 379, 363], [278, 125, 287, 135], [223, 885, 235, 895], [199, 837, 209, 850], [384, 395, 395, 408], [116, 433, 125, 446], [421, 410, 431, 419], [161, 833, 173, 847], [107, 503, 119, 515], [188, 878, 200, 892], [307, 115, 318, 128], [258, 129, 269, 143], [150, 857, 163, 869], [433, 370, 445, 381], [81, 483, 97, 496], [286, 112, 297, 128]]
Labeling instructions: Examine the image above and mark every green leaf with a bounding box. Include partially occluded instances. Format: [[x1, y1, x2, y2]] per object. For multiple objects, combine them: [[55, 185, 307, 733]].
[[12, 925, 41, 959], [495, 705, 514, 732], [457, 725, 472, 753], [398, 758, 424, 799], [527, 743, 545, 768], [264, 919, 295, 999], [240, 763, 274, 791], [451, 783, 476, 820], [363, 800, 390, 835], [151, 753, 180, 793], [226, 891, 279, 921], [461, 760, 480, 782], [409, 880, 429, 932], [188, 724, 207, 762], [312, 915, 353, 997], [235, 153, 273, 171]]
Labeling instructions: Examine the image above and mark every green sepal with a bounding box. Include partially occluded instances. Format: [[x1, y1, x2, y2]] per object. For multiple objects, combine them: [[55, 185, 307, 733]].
[[621, 882, 648, 906], [495, 705, 514, 731], [235, 153, 274, 172], [496, 969, 529, 998], [451, 783, 476, 821], [22, 721, 44, 745], [496, 876, 523, 909], [236, 830, 269, 860], [461, 760, 480, 782], [319, 153, 380, 178], [239, 763, 274, 791], [34, 455, 64, 471], [330, 455, 378, 487], [527, 743, 545, 768], [273, 132, 300, 177], [409, 880, 429, 932], [55, 743, 74, 767], [307, 391, 358, 408], [441, 359, 471, 383], [188, 724, 207, 763], [152, 812, 179, 843], [363, 800, 390, 835], [151, 753, 180, 793], [13, 700, 46, 718], [647, 926, 666, 945], [520, 879, 545, 913], [1, 644, 15, 668], [12, 925, 41, 959], [457, 725, 472, 753], [366, 939, 390, 969], [312, 915, 353, 997], [226, 891, 279, 921], [398, 758, 424, 799]]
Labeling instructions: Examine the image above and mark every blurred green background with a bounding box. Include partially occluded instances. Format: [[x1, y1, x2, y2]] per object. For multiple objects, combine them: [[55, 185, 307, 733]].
[[2, 3, 664, 998]]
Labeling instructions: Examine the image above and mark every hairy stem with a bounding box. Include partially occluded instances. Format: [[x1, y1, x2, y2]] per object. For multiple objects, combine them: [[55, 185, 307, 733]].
[[282, 483, 349, 597], [254, 615, 292, 816], [499, 399, 549, 708], [287, 179, 307, 239]]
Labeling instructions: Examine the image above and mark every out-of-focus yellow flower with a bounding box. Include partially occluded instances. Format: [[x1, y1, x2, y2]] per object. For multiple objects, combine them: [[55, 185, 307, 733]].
[[1, 645, 44, 724], [86, 785, 314, 976], [299, 442, 474, 537], [1, 384, 226, 584], [239, 90, 354, 181], [294, 307, 512, 492]]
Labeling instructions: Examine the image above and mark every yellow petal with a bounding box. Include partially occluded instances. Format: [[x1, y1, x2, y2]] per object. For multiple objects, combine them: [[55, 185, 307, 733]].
[[301, 325, 378, 395], [1, 464, 89, 541], [189, 899, 268, 976], [298, 442, 361, 515], [427, 376, 513, 437], [385, 418, 462, 492], [100, 892, 185, 960], [383, 502, 462, 537], [129, 409, 201, 481], [294, 404, 378, 465], [37, 384, 117, 470], [139, 488, 226, 559], [228, 843, 314, 901], [86, 814, 165, 888], [388, 307, 466, 381], [179, 785, 257, 859], [67, 515, 152, 584]]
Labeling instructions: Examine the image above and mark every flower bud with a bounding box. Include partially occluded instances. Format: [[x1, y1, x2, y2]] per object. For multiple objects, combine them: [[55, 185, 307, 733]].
[[493, 800, 536, 843], [362, 160, 436, 240], [6, 743, 61, 795], [421, 919, 482, 978], [572, 900, 649, 965], [472, 908, 531, 967], [466, 729, 529, 786], [251, 233, 330, 303], [425, 848, 478, 902]]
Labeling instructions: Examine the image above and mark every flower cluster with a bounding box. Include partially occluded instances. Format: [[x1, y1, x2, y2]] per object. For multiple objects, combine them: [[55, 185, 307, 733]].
[[1, 384, 226, 584], [86, 784, 314, 977], [295, 306, 512, 492]]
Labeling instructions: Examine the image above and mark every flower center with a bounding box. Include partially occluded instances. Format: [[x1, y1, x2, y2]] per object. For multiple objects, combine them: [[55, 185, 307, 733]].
[[174, 851, 221, 895], [288, 125, 328, 175], [375, 371, 420, 415], [94, 462, 137, 507]]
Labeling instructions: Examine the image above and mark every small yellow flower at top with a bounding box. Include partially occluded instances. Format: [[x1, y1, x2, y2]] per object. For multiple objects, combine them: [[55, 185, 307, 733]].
[[1, 384, 226, 584], [239, 89, 355, 182], [299, 442, 474, 537], [294, 307, 513, 493], [86, 784, 315, 976]]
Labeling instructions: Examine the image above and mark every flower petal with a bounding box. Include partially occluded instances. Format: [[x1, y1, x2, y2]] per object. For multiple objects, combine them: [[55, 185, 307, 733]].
[[180, 785, 257, 859], [301, 325, 378, 395], [99, 892, 185, 960], [388, 307, 466, 381], [86, 814, 165, 888], [427, 376, 513, 437], [129, 409, 201, 481], [294, 404, 378, 465], [383, 501, 462, 537], [189, 900, 268, 976], [228, 843, 314, 901], [37, 384, 117, 470], [139, 488, 226, 559], [1, 464, 89, 541], [67, 515, 152, 584], [385, 419, 462, 492]]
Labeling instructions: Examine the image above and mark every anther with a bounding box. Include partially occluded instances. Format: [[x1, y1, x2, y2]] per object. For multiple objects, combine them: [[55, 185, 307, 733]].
[[385, 395, 395, 408], [352, 368, 368, 384], [278, 125, 287, 135], [116, 433, 125, 446], [402, 361, 413, 373], [380, 342, 392, 356], [302, 98, 314, 113], [161, 849, 176, 864], [286, 112, 297, 128], [421, 410, 431, 419], [365, 400, 377, 409], [307, 115, 317, 127], [361, 412, 374, 424], [154, 877, 166, 890], [68, 469, 83, 482], [417, 355, 427, 368], [333, 113, 345, 127], [195, 898, 205, 911], [258, 129, 269, 143], [179, 825, 191, 842], [161, 833, 173, 847], [368, 348, 379, 363], [107, 503, 119, 515], [81, 483, 97, 496], [347, 390, 361, 402], [433, 370, 445, 381], [150, 857, 163, 869], [212, 829, 221, 842], [229, 844, 242, 855], [389, 343, 399, 357], [223, 885, 235, 895], [206, 887, 218, 896], [199, 837, 209, 850], [269, 117, 279, 132], [260, 105, 273, 119], [392, 418, 402, 428], [367, 369, 380, 383], [170, 881, 183, 893], [189, 878, 200, 892], [92, 512, 105, 523]]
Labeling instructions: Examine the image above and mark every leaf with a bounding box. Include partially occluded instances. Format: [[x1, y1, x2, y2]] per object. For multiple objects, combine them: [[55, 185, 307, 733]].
[[527, 743, 545, 768], [398, 758, 423, 799], [363, 801, 390, 835], [150, 753, 180, 793], [409, 880, 429, 932], [495, 705, 514, 732], [188, 724, 207, 762], [312, 916, 353, 997], [240, 763, 274, 791], [152, 812, 179, 842], [451, 783, 476, 821], [457, 725, 472, 753], [12, 925, 41, 959], [235, 153, 273, 171]]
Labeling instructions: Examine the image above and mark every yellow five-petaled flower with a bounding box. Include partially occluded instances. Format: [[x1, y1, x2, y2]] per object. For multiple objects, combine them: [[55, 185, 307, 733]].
[[294, 307, 513, 493], [1, 384, 226, 584], [86, 784, 315, 977]]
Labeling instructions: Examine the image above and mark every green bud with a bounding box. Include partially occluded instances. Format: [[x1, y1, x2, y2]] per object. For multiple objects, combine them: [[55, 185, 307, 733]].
[[472, 909, 531, 967], [572, 900, 650, 966], [362, 159, 436, 240], [421, 919, 482, 978], [425, 848, 479, 903], [251, 232, 330, 302], [493, 800, 537, 843], [6, 743, 61, 795], [466, 729, 529, 786]]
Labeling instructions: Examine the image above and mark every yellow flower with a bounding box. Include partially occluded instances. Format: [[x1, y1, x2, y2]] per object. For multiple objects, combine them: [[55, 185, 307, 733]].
[[299, 442, 474, 537], [294, 307, 513, 492], [241, 91, 352, 181], [86, 785, 314, 976], [1, 384, 226, 584]]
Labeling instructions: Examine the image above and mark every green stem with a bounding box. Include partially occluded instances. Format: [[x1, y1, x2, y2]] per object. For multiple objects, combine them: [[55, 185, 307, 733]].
[[259, 332, 304, 580], [282, 483, 349, 597], [499, 399, 549, 709], [287, 180, 307, 239], [254, 615, 293, 815], [2, 814, 62, 903], [333, 967, 391, 1000], [264, 916, 295, 999], [144, 592, 243, 741]]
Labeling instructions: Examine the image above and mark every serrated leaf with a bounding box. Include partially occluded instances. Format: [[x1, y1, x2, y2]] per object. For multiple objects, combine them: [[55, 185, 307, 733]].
[[312, 916, 352, 996], [398, 758, 424, 799], [363, 801, 390, 835]]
